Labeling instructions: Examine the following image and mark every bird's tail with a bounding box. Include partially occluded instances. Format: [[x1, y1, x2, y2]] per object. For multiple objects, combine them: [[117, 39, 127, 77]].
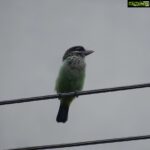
[[56, 102, 69, 123]]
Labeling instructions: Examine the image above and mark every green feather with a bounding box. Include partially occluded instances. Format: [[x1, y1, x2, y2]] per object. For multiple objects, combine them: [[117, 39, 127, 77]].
[[55, 61, 85, 94], [55, 56, 85, 122]]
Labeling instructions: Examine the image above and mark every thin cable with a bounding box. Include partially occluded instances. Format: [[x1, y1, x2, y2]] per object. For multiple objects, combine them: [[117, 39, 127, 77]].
[[8, 134, 150, 150], [0, 83, 150, 106]]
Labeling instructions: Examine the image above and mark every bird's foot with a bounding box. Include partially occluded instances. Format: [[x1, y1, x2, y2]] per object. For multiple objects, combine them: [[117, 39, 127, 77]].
[[58, 93, 62, 99], [74, 91, 79, 98]]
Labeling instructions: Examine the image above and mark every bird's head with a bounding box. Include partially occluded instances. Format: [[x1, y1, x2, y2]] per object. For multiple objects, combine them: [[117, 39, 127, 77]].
[[63, 46, 94, 61]]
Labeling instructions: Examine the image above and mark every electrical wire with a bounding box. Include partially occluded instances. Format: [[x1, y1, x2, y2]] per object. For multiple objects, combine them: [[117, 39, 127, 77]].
[[0, 83, 150, 106], [9, 134, 150, 150]]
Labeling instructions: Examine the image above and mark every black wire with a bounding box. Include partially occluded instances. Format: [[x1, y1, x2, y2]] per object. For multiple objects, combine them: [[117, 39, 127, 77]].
[[0, 83, 150, 106], [8, 134, 150, 150], [2, 83, 150, 149]]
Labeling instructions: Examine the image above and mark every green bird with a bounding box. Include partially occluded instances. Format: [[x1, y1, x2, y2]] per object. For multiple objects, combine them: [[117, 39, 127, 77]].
[[55, 46, 94, 123]]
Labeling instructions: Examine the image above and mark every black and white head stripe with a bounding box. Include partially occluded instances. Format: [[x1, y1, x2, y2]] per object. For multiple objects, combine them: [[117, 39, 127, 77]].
[[68, 46, 85, 52], [63, 46, 86, 61]]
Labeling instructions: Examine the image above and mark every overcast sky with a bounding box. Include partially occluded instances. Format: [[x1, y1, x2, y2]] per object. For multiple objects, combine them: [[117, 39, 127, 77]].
[[0, 0, 150, 150]]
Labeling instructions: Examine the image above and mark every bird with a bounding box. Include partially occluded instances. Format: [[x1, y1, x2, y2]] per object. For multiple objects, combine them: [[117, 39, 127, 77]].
[[55, 46, 94, 123]]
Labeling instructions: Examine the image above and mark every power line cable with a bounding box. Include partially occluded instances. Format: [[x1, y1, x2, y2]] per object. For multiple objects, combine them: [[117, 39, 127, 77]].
[[8, 134, 150, 150], [0, 83, 150, 106]]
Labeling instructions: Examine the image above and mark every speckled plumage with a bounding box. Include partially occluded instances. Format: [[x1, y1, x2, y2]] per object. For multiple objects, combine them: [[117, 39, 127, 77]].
[[55, 55, 85, 93], [55, 46, 93, 123]]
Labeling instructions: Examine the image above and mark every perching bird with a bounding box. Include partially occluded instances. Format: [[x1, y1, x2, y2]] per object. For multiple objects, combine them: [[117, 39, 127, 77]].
[[55, 46, 94, 123]]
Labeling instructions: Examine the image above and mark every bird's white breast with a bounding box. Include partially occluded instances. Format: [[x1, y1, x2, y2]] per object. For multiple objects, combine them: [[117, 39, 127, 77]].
[[66, 55, 86, 71]]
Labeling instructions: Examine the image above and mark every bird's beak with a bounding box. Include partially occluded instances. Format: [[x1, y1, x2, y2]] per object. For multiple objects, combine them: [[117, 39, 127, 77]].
[[84, 50, 94, 56]]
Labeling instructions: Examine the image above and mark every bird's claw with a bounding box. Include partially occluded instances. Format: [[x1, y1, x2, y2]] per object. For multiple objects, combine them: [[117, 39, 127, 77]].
[[58, 93, 62, 99], [74, 91, 79, 98]]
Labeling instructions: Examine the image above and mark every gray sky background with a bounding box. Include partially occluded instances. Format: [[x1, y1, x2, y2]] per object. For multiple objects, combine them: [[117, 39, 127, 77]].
[[0, 0, 150, 149]]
